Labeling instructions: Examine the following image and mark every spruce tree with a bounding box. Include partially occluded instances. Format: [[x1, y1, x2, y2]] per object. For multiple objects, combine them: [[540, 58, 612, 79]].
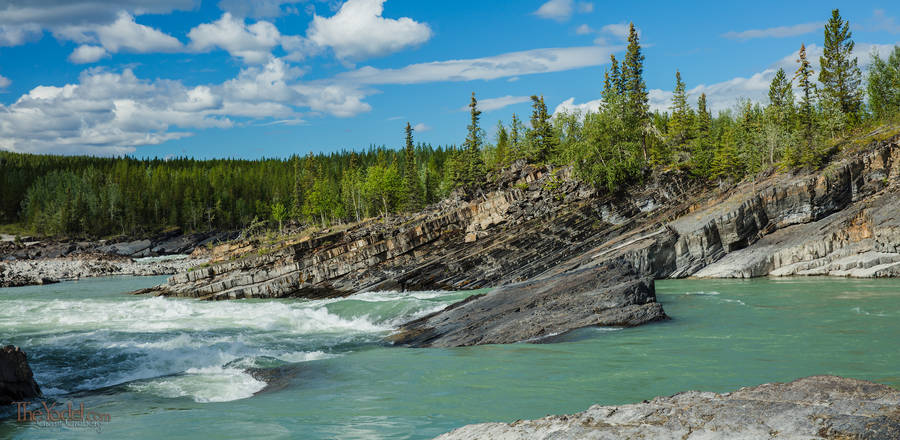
[[528, 95, 556, 163], [793, 43, 818, 166], [495, 121, 509, 169], [819, 9, 862, 121], [403, 122, 422, 211], [768, 68, 794, 109], [668, 70, 693, 150], [461, 92, 486, 187], [621, 22, 649, 160], [509, 113, 524, 160]]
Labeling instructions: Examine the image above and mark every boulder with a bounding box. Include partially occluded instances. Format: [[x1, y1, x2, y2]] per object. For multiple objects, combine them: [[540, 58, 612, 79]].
[[0, 345, 41, 405]]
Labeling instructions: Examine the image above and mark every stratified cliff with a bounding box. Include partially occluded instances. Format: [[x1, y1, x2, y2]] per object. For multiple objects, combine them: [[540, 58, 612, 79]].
[[136, 137, 900, 347]]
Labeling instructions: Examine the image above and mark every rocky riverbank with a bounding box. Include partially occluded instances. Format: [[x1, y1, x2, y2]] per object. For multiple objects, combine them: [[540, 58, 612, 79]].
[[434, 376, 900, 439], [134, 137, 900, 347], [0, 230, 231, 287], [0, 254, 206, 288]]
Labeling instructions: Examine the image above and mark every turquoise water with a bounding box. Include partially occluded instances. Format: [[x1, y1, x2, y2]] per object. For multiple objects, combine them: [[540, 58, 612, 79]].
[[1, 276, 898, 439]]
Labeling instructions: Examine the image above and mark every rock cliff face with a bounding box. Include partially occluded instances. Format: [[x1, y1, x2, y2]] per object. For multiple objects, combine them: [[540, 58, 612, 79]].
[[138, 138, 900, 346], [434, 376, 900, 440], [0, 345, 41, 405]]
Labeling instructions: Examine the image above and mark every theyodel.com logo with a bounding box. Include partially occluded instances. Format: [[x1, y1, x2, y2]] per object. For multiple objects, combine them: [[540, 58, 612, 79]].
[[12, 400, 111, 432]]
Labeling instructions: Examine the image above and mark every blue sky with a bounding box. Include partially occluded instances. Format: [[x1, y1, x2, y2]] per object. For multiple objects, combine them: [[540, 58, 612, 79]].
[[0, 0, 898, 158]]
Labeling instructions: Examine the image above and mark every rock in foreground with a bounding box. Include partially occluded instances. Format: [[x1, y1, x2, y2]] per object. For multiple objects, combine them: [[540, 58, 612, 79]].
[[435, 376, 900, 440], [390, 260, 665, 347], [0, 346, 42, 405]]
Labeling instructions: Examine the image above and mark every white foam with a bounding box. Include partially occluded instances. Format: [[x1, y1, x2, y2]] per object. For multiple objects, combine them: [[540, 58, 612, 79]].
[[129, 366, 266, 403]]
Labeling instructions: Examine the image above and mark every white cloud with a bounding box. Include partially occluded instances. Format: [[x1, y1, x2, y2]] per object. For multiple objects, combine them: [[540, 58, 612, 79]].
[[412, 122, 430, 132], [69, 45, 109, 63], [339, 46, 616, 84], [0, 1, 195, 47], [0, 24, 42, 46], [307, 0, 432, 61], [0, 57, 379, 155], [534, 0, 593, 22], [462, 95, 531, 112], [721, 22, 823, 40], [188, 13, 282, 64], [554, 97, 603, 116], [0, 74, 10, 89]]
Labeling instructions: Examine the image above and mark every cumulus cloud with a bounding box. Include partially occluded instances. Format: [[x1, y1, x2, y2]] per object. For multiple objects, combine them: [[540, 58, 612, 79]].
[[188, 13, 282, 64], [0, 57, 378, 155], [534, 0, 593, 22], [575, 22, 636, 46], [68, 45, 109, 63], [307, 0, 432, 61], [0, 1, 195, 47], [338, 46, 616, 84], [721, 22, 823, 40], [56, 12, 183, 62], [412, 122, 430, 132], [0, 74, 10, 89], [461, 95, 531, 112]]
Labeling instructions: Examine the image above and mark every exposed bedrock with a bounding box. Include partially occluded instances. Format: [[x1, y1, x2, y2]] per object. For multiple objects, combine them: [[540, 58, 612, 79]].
[[434, 376, 900, 440], [138, 139, 900, 346], [0, 345, 42, 406]]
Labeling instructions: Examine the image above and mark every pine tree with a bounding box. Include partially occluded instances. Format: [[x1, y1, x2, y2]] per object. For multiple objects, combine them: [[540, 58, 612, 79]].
[[768, 68, 794, 109], [494, 121, 509, 169], [528, 95, 556, 162], [819, 9, 862, 121], [621, 22, 649, 160], [509, 113, 524, 161], [457, 92, 486, 188], [793, 43, 818, 166], [668, 70, 694, 151], [403, 122, 423, 211], [690, 93, 714, 177]]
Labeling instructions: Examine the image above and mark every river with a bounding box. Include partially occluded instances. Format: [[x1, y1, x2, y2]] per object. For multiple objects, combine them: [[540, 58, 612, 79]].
[[1, 276, 898, 439]]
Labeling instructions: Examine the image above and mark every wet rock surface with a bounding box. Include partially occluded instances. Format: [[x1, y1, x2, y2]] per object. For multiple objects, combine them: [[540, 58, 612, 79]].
[[0, 346, 41, 406], [434, 376, 900, 440], [390, 260, 665, 347]]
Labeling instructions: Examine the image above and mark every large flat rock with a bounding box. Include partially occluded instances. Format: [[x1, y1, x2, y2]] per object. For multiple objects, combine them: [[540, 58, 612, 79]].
[[435, 376, 900, 440], [390, 260, 665, 347]]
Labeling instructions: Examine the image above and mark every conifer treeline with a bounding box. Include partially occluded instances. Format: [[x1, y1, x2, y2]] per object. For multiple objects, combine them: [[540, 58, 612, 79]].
[[2, 9, 899, 238]]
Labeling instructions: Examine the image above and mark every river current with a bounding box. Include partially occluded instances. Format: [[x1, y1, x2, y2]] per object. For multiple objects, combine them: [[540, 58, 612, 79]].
[[1, 276, 898, 439]]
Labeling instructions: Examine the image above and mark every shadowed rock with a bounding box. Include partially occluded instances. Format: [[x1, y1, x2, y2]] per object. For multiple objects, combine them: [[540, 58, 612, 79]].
[[435, 376, 900, 440], [390, 260, 665, 347], [0, 346, 41, 405]]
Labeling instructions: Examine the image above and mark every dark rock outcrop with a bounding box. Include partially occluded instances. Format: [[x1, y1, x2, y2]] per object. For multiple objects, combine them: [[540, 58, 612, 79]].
[[390, 260, 665, 347], [435, 376, 900, 440], [0, 346, 41, 405]]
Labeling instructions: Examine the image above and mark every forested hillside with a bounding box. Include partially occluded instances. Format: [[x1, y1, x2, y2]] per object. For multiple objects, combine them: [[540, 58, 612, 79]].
[[2, 10, 899, 238]]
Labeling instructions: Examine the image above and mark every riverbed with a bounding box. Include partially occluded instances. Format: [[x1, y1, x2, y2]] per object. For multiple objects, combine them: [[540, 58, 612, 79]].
[[1, 276, 897, 439]]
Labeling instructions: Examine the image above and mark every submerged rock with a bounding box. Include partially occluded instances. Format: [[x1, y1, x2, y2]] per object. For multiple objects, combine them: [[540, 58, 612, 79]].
[[435, 376, 900, 440], [0, 345, 42, 405]]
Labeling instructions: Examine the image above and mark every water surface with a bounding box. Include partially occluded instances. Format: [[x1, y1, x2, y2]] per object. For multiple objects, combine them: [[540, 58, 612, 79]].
[[1, 276, 897, 439]]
